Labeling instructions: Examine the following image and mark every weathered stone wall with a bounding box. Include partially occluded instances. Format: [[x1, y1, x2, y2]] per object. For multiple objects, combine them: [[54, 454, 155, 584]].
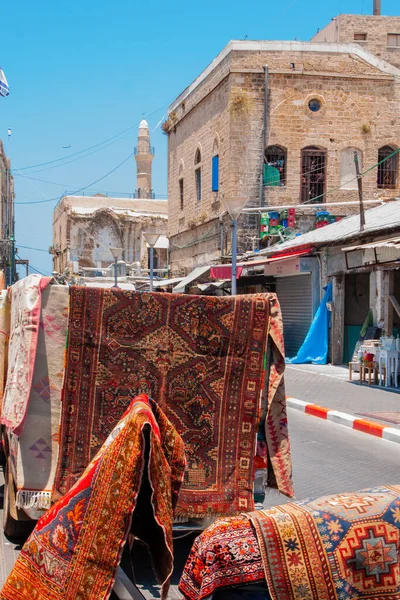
[[168, 43, 400, 276], [337, 15, 400, 69]]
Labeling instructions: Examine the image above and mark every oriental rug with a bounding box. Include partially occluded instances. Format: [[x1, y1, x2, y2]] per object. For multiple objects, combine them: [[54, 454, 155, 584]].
[[1, 275, 51, 435], [54, 288, 276, 518], [250, 485, 400, 600], [14, 285, 69, 511], [0, 394, 186, 600], [179, 514, 265, 599], [0, 289, 10, 404]]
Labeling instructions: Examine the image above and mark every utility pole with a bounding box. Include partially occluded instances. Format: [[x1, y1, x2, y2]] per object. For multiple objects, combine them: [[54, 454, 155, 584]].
[[354, 151, 365, 231]]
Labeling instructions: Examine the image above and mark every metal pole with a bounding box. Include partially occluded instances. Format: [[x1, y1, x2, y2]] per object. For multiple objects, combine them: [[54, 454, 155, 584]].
[[150, 246, 154, 292], [114, 257, 118, 288], [259, 66, 269, 208], [354, 151, 365, 231], [231, 219, 238, 295]]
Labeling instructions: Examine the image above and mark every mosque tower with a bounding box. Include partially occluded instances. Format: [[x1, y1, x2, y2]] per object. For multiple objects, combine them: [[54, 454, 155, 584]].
[[134, 119, 155, 199]]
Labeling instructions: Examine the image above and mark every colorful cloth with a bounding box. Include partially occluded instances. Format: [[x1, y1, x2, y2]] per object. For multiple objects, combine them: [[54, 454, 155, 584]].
[[54, 288, 275, 518], [250, 485, 400, 600], [180, 486, 400, 600], [0, 289, 10, 404], [14, 285, 69, 510], [1, 275, 51, 435], [0, 394, 186, 600], [265, 295, 293, 497], [179, 515, 265, 599]]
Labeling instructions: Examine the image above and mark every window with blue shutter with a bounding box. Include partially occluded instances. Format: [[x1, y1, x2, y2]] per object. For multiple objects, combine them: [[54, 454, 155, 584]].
[[212, 155, 219, 192]]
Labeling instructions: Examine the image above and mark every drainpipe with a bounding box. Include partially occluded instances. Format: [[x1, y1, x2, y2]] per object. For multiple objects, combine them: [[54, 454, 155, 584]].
[[259, 65, 269, 208]]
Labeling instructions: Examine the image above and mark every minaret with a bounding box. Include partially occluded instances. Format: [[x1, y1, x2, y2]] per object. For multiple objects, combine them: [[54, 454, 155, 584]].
[[134, 119, 154, 199]]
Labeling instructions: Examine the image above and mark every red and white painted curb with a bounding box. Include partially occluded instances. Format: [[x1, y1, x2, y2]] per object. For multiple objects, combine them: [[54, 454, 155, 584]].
[[286, 397, 400, 444]]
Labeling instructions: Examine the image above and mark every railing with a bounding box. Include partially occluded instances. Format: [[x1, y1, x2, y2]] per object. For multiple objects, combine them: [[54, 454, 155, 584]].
[[134, 146, 155, 156]]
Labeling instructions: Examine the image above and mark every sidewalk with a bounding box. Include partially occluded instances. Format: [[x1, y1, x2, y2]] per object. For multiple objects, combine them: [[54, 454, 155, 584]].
[[285, 363, 400, 441]]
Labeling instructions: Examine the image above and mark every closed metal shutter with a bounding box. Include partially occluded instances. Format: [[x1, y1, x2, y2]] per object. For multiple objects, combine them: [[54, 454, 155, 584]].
[[276, 274, 313, 358]]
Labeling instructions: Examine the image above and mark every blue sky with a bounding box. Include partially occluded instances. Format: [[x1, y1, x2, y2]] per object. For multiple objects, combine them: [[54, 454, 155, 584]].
[[2, 0, 398, 275]]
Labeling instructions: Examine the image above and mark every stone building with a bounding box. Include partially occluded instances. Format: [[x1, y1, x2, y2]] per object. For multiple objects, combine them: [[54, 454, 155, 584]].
[[51, 120, 168, 275], [166, 12, 400, 277], [0, 141, 15, 283]]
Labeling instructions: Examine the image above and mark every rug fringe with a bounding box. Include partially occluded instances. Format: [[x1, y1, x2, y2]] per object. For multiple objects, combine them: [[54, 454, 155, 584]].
[[16, 490, 52, 510]]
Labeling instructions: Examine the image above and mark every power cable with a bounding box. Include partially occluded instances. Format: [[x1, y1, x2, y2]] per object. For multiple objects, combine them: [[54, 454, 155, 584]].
[[300, 146, 400, 206], [15, 151, 134, 205], [14, 172, 167, 198], [11, 100, 170, 173], [17, 244, 49, 253]]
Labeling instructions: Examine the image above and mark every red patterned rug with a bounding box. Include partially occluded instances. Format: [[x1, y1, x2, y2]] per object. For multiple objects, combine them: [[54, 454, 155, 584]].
[[180, 485, 400, 599], [1, 394, 186, 600], [54, 288, 289, 518]]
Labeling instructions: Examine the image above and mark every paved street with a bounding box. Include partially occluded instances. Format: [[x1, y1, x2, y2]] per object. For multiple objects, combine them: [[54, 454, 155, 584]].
[[286, 363, 400, 427], [1, 408, 399, 598]]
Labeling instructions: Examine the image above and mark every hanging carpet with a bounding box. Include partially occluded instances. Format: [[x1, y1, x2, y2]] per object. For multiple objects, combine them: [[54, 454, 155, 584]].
[[0, 394, 186, 600], [13, 284, 69, 511], [179, 485, 400, 600], [1, 274, 51, 435], [54, 288, 291, 519]]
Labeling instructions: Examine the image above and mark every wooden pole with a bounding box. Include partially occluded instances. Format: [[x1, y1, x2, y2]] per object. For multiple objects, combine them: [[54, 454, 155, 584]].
[[354, 151, 365, 231]]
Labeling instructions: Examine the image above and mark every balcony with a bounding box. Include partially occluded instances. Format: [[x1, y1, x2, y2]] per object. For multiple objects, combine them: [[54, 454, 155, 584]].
[[134, 146, 155, 156]]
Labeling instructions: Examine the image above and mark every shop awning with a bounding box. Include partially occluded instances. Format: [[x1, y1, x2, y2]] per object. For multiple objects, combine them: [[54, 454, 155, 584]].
[[342, 236, 400, 252], [210, 266, 243, 279], [210, 249, 313, 275], [172, 265, 210, 294], [342, 236, 400, 269], [196, 280, 228, 292], [152, 277, 183, 288]]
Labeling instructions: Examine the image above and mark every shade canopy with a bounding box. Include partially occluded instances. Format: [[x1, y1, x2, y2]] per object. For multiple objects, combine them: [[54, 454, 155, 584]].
[[222, 196, 249, 220]]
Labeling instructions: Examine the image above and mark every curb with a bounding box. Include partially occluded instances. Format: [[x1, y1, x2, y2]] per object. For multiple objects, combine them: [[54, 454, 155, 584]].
[[286, 397, 400, 444]]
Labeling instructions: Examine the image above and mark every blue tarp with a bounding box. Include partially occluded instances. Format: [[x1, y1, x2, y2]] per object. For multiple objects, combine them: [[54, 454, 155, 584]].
[[286, 282, 332, 365]]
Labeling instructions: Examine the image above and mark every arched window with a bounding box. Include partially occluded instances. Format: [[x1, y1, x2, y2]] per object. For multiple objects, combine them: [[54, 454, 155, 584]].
[[264, 145, 286, 186], [194, 148, 202, 201], [212, 138, 219, 192], [340, 148, 362, 190], [377, 145, 398, 189], [301, 146, 327, 203], [178, 163, 184, 210]]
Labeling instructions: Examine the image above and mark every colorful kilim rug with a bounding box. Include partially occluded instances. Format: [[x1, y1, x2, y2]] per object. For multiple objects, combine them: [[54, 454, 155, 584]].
[[0, 394, 186, 600], [0, 289, 10, 405], [54, 288, 285, 518], [179, 514, 265, 599], [249, 485, 400, 600], [1, 275, 51, 435], [14, 285, 69, 510]]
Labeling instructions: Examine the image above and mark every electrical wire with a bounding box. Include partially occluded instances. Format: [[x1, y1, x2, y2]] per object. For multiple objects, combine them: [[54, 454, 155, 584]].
[[15, 151, 134, 205], [14, 172, 167, 198], [11, 101, 170, 173], [17, 244, 49, 253], [300, 146, 400, 206]]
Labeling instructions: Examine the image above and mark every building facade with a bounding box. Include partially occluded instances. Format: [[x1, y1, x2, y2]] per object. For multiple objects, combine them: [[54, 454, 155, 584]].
[[166, 13, 400, 277], [51, 120, 168, 276], [0, 141, 15, 284]]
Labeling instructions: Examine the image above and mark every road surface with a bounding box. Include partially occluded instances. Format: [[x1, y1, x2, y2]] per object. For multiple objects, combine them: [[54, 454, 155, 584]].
[[1, 409, 400, 598]]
